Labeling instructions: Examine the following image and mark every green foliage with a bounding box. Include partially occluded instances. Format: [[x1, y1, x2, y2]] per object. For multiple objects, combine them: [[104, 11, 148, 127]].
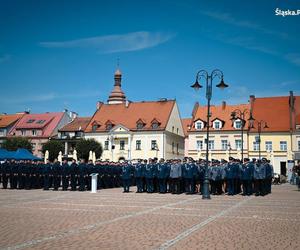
[[42, 140, 64, 162], [76, 138, 103, 161], [2, 137, 32, 152]]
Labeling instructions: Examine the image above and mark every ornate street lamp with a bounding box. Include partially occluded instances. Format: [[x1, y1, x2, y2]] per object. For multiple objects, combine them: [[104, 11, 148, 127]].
[[191, 69, 229, 199], [230, 109, 255, 161], [250, 120, 269, 159]]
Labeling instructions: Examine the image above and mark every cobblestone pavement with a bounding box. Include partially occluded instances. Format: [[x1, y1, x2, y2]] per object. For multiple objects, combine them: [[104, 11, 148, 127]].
[[0, 184, 299, 250]]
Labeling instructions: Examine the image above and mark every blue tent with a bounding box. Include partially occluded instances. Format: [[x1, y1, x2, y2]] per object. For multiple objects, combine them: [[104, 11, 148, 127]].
[[13, 149, 42, 161], [0, 148, 41, 161], [0, 149, 15, 160]]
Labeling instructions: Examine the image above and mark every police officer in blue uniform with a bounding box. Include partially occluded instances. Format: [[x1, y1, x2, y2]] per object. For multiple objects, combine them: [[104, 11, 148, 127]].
[[78, 159, 87, 191], [43, 160, 51, 190], [61, 159, 69, 191], [121, 161, 132, 192], [265, 159, 273, 194], [183, 158, 196, 194], [225, 157, 235, 195], [145, 158, 155, 193], [240, 158, 253, 196], [134, 159, 144, 193], [157, 158, 168, 193]]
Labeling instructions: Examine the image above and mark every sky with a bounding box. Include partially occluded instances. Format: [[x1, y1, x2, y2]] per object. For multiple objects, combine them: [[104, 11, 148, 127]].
[[0, 0, 300, 118]]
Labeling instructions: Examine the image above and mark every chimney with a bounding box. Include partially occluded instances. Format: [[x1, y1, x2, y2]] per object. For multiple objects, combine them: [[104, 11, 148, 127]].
[[249, 95, 255, 113], [69, 111, 78, 121], [96, 101, 103, 110], [192, 102, 199, 118], [222, 101, 226, 110]]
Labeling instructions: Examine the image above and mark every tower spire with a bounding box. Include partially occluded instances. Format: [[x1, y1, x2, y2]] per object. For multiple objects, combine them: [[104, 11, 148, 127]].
[[108, 64, 126, 104]]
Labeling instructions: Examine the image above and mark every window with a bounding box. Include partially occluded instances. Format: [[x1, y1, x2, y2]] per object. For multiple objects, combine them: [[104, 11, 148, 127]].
[[298, 141, 300, 151], [137, 122, 144, 130], [280, 141, 287, 151], [104, 140, 109, 150], [106, 123, 113, 130], [172, 142, 175, 153], [235, 139, 242, 150], [21, 130, 26, 136], [253, 141, 259, 151], [265, 141, 272, 151], [152, 122, 159, 129], [26, 119, 35, 124], [92, 124, 98, 132], [176, 143, 179, 154], [136, 140, 141, 150], [196, 140, 203, 151], [0, 129, 5, 136], [120, 140, 125, 150], [151, 140, 157, 150], [234, 120, 242, 129], [36, 120, 46, 124], [195, 121, 203, 130], [172, 126, 174, 133], [32, 130, 37, 136], [176, 128, 179, 134], [208, 140, 214, 150], [214, 121, 221, 129], [221, 140, 228, 150], [31, 143, 36, 151]]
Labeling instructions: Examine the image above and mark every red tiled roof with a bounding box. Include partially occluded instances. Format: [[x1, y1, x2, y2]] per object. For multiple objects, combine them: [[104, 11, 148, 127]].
[[250, 96, 291, 132], [0, 114, 24, 128], [59, 117, 91, 132], [181, 118, 192, 137], [85, 100, 175, 132], [10, 112, 65, 137], [191, 103, 250, 131]]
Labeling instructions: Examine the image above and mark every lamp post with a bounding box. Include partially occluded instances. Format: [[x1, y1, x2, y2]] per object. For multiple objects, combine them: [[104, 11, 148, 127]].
[[230, 109, 255, 161], [191, 69, 229, 199], [250, 120, 269, 160]]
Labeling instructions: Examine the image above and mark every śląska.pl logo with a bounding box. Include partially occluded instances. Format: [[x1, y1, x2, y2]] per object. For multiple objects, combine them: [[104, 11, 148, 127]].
[[275, 8, 300, 17]]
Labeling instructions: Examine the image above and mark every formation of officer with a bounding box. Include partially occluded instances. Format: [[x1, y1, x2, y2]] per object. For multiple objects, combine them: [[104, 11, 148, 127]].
[[0, 156, 275, 196], [0, 158, 124, 191]]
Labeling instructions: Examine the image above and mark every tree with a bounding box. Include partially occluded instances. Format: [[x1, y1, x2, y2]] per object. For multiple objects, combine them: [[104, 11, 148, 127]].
[[42, 140, 64, 162], [2, 137, 32, 152], [76, 138, 103, 161]]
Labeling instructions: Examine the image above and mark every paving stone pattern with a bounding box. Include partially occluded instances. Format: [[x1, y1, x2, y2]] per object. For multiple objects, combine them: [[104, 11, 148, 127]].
[[0, 184, 299, 250]]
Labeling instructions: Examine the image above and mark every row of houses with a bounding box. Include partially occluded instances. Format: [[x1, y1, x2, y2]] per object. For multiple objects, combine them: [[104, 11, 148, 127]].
[[0, 69, 300, 175]]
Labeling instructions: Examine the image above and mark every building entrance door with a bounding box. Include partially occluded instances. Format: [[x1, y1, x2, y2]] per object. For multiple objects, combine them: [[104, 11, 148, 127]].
[[280, 162, 287, 176]]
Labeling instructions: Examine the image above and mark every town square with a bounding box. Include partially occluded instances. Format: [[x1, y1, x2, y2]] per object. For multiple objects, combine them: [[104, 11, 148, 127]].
[[0, 0, 300, 249]]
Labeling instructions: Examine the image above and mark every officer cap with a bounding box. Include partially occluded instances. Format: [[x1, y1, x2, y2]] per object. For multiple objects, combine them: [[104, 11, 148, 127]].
[[244, 158, 250, 162], [229, 157, 234, 161]]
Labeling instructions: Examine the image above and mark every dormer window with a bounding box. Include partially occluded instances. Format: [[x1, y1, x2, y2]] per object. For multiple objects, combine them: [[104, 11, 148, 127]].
[[92, 121, 100, 132], [194, 120, 204, 130], [136, 119, 145, 130], [36, 120, 46, 124], [106, 123, 113, 130], [105, 120, 114, 131], [212, 119, 223, 130], [152, 122, 159, 129], [233, 119, 243, 129], [27, 119, 35, 124], [151, 118, 160, 129]]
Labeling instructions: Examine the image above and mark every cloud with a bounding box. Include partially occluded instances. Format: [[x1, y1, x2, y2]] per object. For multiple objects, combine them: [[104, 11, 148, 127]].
[[284, 53, 300, 66], [200, 10, 288, 39], [221, 35, 279, 56], [39, 31, 176, 53], [0, 54, 11, 63]]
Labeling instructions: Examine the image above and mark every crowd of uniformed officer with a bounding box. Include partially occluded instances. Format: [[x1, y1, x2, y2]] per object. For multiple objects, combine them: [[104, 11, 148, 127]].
[[121, 156, 274, 196], [0, 156, 274, 196], [0, 158, 124, 191]]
